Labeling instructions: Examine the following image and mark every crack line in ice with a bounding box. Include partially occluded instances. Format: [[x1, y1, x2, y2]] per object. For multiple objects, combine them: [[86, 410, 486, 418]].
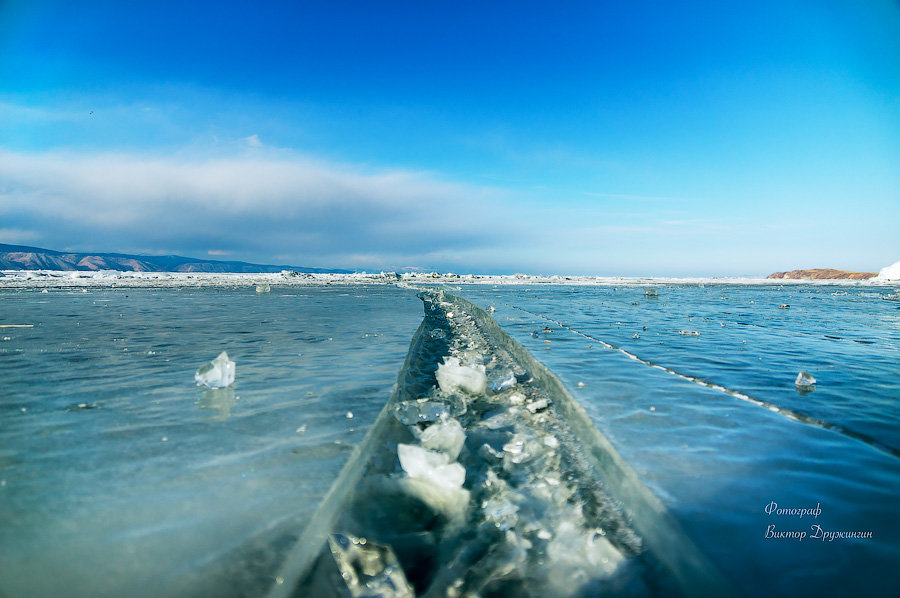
[[510, 305, 900, 460]]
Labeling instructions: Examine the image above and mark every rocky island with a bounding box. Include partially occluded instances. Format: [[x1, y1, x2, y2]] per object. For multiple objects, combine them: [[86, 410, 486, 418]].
[[767, 268, 877, 280]]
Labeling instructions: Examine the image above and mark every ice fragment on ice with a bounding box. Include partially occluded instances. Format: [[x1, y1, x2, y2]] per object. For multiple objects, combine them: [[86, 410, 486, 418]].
[[481, 412, 514, 430], [393, 396, 465, 425], [421, 418, 466, 459], [526, 398, 549, 413], [492, 374, 517, 392], [482, 495, 519, 531], [678, 330, 700, 336], [324, 533, 414, 598], [194, 351, 236, 388], [255, 284, 271, 293], [644, 287, 658, 297], [436, 356, 487, 395], [397, 443, 466, 489], [795, 371, 816, 391], [778, 304, 790, 309]]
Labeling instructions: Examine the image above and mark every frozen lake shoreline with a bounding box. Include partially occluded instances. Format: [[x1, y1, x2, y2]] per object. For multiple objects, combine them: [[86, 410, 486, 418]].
[[3, 269, 899, 289]]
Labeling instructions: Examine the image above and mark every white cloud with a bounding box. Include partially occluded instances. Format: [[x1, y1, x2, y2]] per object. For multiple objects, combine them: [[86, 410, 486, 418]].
[[241, 134, 263, 148], [0, 148, 511, 270]]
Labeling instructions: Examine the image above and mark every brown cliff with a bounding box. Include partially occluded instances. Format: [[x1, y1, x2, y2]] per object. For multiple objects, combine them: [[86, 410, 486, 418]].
[[767, 269, 877, 280]]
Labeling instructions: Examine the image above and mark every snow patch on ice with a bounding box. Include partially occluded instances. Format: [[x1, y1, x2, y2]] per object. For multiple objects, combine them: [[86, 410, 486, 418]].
[[876, 260, 900, 280]]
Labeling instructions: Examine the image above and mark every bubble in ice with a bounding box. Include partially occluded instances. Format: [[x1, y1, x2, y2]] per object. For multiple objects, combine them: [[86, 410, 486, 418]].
[[194, 351, 236, 388]]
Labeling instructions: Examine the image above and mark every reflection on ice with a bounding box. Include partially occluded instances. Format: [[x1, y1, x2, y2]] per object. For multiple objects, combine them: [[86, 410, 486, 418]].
[[197, 387, 237, 420]]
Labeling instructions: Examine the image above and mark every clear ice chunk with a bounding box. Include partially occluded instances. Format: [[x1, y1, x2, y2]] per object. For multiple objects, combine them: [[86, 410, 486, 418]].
[[325, 533, 414, 598], [397, 443, 466, 489], [795, 371, 816, 390], [492, 374, 517, 392], [481, 412, 515, 430], [393, 396, 465, 425], [678, 330, 700, 336], [544, 521, 624, 590], [436, 356, 487, 395], [526, 398, 549, 413], [644, 287, 658, 297], [255, 284, 271, 293], [421, 418, 466, 459], [194, 351, 236, 388], [482, 495, 519, 531]]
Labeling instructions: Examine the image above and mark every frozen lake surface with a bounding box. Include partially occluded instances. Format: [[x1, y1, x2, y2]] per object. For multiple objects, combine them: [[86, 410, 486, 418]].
[[1, 279, 898, 596]]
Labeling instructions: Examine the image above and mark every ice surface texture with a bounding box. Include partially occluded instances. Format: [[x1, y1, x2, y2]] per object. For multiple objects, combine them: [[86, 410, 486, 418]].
[[194, 351, 236, 388]]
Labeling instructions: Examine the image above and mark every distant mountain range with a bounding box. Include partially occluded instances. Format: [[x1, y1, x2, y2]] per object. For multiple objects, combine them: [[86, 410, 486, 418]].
[[0, 243, 351, 273]]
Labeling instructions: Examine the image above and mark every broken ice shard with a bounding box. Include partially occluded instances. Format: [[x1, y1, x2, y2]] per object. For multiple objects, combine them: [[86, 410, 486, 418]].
[[393, 396, 465, 425], [435, 356, 487, 395], [397, 443, 466, 489], [795, 371, 816, 391], [322, 533, 414, 598], [255, 284, 271, 293], [644, 287, 658, 297], [492, 374, 517, 392], [421, 418, 466, 459], [195, 351, 236, 388]]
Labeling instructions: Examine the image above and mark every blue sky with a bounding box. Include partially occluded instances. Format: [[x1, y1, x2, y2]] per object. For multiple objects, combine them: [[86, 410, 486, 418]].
[[1, 0, 898, 275]]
